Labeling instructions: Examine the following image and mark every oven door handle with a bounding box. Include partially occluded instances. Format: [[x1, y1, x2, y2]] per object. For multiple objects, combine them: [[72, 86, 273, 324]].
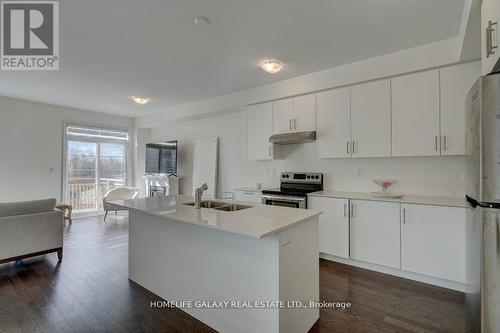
[[261, 194, 306, 203]]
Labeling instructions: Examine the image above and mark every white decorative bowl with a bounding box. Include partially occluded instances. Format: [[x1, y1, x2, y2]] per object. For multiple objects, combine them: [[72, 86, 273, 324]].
[[373, 179, 398, 192]]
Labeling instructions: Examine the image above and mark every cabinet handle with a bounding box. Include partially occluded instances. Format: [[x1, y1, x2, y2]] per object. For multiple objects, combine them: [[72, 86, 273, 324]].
[[435, 136, 438, 151], [487, 20, 498, 58], [352, 141, 357, 154], [343, 203, 347, 217], [347, 141, 350, 154], [443, 135, 447, 151], [350, 203, 354, 218], [294, 118, 298, 129], [403, 208, 406, 224], [289, 119, 292, 130], [268, 145, 272, 156]]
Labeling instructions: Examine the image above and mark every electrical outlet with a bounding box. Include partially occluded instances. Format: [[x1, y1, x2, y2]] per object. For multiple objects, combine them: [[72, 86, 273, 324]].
[[280, 233, 290, 247]]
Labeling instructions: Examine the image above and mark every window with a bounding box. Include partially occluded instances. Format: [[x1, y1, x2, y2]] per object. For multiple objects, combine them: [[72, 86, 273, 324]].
[[64, 124, 129, 214]]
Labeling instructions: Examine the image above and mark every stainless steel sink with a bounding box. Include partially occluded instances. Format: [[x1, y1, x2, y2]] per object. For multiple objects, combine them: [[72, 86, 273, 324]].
[[183, 201, 228, 208], [183, 201, 252, 211], [214, 204, 252, 212]]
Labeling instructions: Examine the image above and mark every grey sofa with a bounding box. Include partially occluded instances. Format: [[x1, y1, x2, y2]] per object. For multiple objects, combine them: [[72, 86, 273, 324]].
[[0, 198, 64, 264]]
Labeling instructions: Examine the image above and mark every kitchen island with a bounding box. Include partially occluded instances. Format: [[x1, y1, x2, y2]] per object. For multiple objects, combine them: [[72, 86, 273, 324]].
[[112, 195, 321, 333]]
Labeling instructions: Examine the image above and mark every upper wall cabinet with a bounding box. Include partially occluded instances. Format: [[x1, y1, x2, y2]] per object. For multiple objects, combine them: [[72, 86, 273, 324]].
[[482, 0, 500, 75], [391, 69, 440, 157], [317, 87, 351, 158], [293, 94, 317, 132], [247, 102, 277, 160], [350, 79, 391, 158], [273, 94, 316, 134], [440, 62, 481, 156], [273, 98, 294, 134]]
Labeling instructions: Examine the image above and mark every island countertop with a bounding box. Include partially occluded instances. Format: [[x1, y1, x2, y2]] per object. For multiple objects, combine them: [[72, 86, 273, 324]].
[[111, 195, 321, 239]]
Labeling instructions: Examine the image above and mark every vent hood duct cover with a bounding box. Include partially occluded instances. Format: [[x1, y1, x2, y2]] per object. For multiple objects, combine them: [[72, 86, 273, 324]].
[[269, 131, 316, 145]]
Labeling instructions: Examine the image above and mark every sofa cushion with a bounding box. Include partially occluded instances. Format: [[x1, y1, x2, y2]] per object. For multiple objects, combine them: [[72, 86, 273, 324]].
[[0, 198, 57, 217]]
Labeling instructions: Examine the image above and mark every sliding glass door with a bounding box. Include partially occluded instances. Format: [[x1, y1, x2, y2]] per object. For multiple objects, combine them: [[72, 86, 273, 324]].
[[64, 125, 129, 214]]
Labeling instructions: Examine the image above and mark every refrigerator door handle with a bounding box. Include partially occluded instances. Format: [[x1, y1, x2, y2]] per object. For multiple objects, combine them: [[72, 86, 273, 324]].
[[497, 214, 500, 255]]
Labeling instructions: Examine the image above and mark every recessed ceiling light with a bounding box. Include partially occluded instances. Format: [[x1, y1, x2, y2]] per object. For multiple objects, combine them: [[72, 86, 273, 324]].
[[131, 96, 150, 105], [194, 16, 210, 26], [260, 59, 283, 74]]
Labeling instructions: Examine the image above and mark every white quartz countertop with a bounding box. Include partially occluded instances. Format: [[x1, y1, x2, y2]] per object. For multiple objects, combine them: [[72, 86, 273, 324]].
[[308, 191, 466, 208], [111, 195, 321, 239]]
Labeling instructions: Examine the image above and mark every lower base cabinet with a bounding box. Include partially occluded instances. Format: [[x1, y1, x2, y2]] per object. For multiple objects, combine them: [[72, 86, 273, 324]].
[[349, 200, 401, 269], [401, 204, 466, 283], [309, 197, 349, 258]]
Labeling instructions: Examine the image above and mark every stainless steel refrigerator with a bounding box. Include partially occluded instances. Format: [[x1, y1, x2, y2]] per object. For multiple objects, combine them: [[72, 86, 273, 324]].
[[465, 73, 500, 332]]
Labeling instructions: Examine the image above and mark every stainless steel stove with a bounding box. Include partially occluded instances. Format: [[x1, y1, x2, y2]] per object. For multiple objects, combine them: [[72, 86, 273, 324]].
[[261, 172, 323, 209]]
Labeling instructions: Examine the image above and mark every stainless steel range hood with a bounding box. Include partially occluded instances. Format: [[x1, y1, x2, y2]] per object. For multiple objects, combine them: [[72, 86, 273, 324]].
[[269, 131, 316, 145]]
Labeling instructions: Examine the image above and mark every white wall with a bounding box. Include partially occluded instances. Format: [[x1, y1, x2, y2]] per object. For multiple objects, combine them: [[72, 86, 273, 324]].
[[147, 111, 465, 198], [0, 96, 133, 202]]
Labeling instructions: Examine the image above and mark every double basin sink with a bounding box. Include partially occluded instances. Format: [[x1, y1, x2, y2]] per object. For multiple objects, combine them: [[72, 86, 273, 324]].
[[183, 201, 252, 212]]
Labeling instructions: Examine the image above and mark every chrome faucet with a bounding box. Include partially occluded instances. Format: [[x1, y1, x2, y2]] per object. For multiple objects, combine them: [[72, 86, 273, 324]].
[[194, 183, 208, 209]]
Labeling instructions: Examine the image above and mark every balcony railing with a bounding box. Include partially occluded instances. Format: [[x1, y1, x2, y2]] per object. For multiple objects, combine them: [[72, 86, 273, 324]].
[[67, 178, 124, 212]]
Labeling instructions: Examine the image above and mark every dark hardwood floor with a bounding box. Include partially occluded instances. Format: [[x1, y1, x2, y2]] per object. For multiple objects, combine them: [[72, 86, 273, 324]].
[[0, 215, 466, 333]]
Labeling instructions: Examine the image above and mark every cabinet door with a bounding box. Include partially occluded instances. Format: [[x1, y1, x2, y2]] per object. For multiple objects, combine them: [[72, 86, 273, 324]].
[[481, 0, 500, 75], [273, 98, 294, 134], [317, 88, 351, 158], [440, 62, 481, 156], [247, 103, 274, 160], [351, 79, 391, 157], [391, 70, 440, 156], [309, 196, 349, 258], [293, 94, 317, 132], [350, 200, 400, 268], [401, 204, 466, 283]]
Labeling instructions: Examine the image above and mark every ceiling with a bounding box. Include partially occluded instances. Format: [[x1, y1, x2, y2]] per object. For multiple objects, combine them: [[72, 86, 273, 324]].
[[0, 0, 466, 117]]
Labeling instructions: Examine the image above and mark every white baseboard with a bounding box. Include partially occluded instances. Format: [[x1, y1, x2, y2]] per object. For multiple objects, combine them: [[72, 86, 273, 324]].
[[320, 253, 467, 292]]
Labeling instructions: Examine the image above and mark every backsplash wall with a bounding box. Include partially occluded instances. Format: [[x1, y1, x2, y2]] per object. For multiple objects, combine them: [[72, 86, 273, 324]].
[[147, 110, 465, 198]]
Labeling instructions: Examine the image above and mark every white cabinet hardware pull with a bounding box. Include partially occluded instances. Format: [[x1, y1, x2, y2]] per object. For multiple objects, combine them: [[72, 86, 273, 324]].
[[289, 119, 292, 130], [347, 141, 350, 154], [268, 146, 272, 156], [403, 208, 406, 224], [435, 136, 438, 151], [294, 118, 298, 129], [343, 203, 347, 217], [487, 20, 498, 58]]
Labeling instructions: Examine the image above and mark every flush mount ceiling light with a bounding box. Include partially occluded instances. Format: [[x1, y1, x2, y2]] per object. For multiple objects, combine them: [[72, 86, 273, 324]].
[[194, 16, 210, 26], [260, 59, 283, 74], [131, 96, 150, 105]]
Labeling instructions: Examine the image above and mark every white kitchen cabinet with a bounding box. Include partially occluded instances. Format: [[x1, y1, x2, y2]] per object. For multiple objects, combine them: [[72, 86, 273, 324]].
[[350, 200, 400, 269], [293, 94, 317, 132], [440, 62, 481, 156], [273, 98, 294, 134], [401, 204, 466, 283], [482, 0, 500, 75], [391, 69, 440, 157], [273, 94, 316, 134], [309, 196, 349, 258], [247, 102, 277, 160], [350, 79, 391, 157], [317, 87, 351, 158], [234, 190, 262, 204]]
